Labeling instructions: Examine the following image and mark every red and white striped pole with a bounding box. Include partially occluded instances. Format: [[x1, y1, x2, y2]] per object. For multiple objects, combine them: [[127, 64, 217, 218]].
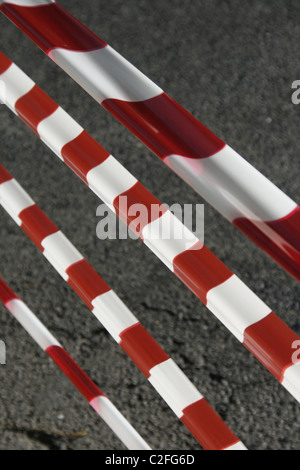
[[0, 165, 245, 450], [1, 0, 299, 282], [0, 50, 299, 404], [0, 276, 151, 450]]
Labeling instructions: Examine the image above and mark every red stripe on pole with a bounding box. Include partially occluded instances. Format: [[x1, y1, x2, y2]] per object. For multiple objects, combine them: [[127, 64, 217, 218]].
[[46, 345, 103, 402], [0, 3, 106, 55], [19, 204, 59, 252], [66, 259, 111, 310], [103, 93, 225, 161], [0, 50, 12, 74], [113, 182, 167, 239], [15, 84, 58, 135], [0, 277, 18, 304], [61, 131, 110, 184], [173, 243, 233, 305], [243, 312, 300, 382], [0, 164, 13, 184], [234, 207, 300, 283], [181, 399, 240, 450], [119, 323, 169, 378]]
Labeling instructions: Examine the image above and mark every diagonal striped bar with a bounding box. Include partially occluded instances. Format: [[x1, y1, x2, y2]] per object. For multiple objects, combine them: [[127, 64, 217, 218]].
[[1, 0, 300, 281], [0, 276, 151, 450]]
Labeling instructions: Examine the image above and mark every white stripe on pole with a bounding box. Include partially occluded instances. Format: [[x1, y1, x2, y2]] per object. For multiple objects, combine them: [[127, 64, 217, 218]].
[[37, 107, 83, 160], [92, 291, 139, 343], [0, 63, 34, 111], [86, 157, 137, 213], [149, 358, 203, 418], [0, 179, 34, 225], [49, 46, 163, 104], [206, 275, 272, 342], [6, 298, 61, 350], [41, 231, 83, 280], [165, 145, 297, 222]]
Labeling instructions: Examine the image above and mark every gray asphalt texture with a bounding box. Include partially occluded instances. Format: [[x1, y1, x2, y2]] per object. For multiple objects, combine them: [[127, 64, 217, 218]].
[[0, 0, 300, 450]]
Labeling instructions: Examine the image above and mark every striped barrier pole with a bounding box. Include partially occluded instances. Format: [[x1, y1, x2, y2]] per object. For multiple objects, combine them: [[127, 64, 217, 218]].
[[1, 0, 300, 282], [0, 166, 245, 450], [0, 51, 299, 403], [0, 276, 151, 450]]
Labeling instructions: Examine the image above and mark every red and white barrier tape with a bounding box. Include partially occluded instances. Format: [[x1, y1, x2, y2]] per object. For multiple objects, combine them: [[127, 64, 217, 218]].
[[0, 164, 245, 450], [0, 276, 151, 450], [0, 50, 299, 403], [1, 0, 299, 281]]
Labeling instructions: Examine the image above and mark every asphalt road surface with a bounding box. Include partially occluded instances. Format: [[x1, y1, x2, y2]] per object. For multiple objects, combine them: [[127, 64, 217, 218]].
[[0, 0, 300, 450]]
